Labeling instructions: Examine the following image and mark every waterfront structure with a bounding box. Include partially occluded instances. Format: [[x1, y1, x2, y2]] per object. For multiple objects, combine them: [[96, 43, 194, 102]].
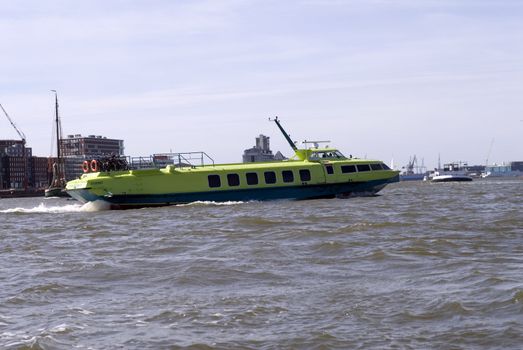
[[60, 134, 125, 180], [0, 153, 50, 190], [30, 157, 52, 189], [0, 140, 32, 158], [243, 134, 286, 162], [399, 155, 426, 181], [0, 140, 35, 189], [1, 135, 125, 189], [482, 161, 523, 178], [61, 134, 124, 157], [510, 161, 523, 172]]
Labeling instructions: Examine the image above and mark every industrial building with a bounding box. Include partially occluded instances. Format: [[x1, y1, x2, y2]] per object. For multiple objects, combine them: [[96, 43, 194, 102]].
[[242, 134, 285, 163]]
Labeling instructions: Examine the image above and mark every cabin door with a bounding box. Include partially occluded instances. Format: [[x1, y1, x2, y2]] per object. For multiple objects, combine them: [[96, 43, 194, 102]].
[[322, 163, 337, 184]]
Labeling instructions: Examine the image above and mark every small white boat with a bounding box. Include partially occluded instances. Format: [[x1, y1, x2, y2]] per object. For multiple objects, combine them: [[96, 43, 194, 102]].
[[425, 162, 473, 182]]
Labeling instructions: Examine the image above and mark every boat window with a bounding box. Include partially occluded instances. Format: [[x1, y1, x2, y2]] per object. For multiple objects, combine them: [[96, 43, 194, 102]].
[[208, 175, 221, 188], [381, 163, 391, 170], [264, 171, 276, 184], [282, 170, 294, 183], [341, 165, 357, 173], [246, 172, 258, 185], [370, 163, 382, 171], [333, 150, 345, 158], [310, 150, 346, 160], [227, 173, 240, 186], [299, 169, 311, 182], [357, 164, 371, 172], [325, 165, 334, 174]]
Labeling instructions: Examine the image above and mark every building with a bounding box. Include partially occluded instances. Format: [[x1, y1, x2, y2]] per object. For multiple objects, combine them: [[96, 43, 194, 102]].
[[0, 140, 35, 189], [243, 134, 279, 163], [59, 134, 125, 180], [0, 140, 32, 157], [61, 134, 124, 157], [30, 156, 53, 189], [511, 161, 523, 172], [0, 156, 26, 189]]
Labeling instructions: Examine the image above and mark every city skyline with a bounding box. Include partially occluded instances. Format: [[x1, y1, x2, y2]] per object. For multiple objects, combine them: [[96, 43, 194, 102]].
[[1, 0, 522, 170]]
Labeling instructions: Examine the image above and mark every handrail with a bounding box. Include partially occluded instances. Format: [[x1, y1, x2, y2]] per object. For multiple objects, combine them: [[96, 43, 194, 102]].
[[127, 152, 215, 170]]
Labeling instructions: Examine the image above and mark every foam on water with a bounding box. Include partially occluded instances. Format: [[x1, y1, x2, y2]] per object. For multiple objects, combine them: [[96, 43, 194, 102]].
[[0, 200, 110, 213], [176, 200, 246, 207]]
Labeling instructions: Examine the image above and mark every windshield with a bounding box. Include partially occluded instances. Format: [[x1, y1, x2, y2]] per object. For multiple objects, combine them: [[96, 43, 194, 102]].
[[309, 150, 346, 160]]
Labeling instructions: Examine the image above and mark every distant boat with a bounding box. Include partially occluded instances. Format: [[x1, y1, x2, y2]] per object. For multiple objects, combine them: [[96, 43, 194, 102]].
[[425, 162, 473, 182], [45, 91, 68, 198]]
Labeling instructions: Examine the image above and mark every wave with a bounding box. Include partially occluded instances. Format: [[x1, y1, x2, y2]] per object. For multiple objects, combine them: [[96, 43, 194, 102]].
[[176, 200, 246, 207], [0, 200, 110, 213]]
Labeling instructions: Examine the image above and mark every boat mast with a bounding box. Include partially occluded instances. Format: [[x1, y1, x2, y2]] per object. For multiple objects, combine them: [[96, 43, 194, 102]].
[[52, 90, 61, 160], [270, 116, 297, 151]]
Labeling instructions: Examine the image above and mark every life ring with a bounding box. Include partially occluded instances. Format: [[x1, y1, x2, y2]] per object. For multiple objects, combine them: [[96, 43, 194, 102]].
[[82, 160, 90, 173], [90, 159, 100, 172]]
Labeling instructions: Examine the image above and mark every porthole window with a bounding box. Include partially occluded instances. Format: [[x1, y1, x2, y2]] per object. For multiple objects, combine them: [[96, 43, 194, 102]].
[[246, 172, 258, 185], [282, 170, 294, 183], [299, 169, 311, 182], [264, 171, 276, 184], [227, 173, 240, 186], [208, 174, 221, 188]]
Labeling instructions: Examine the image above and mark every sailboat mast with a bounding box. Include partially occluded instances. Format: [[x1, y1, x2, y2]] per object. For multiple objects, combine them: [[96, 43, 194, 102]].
[[52, 90, 61, 159]]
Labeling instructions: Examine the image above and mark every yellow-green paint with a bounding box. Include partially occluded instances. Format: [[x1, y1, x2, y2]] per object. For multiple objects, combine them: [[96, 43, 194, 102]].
[[66, 148, 398, 198]]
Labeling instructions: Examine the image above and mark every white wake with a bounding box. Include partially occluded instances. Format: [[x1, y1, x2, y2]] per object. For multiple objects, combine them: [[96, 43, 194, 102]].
[[176, 200, 246, 207], [0, 200, 111, 213]]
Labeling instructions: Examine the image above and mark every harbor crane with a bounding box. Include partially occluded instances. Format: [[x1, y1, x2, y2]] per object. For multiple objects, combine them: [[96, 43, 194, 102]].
[[1, 104, 28, 189], [1, 104, 26, 144]]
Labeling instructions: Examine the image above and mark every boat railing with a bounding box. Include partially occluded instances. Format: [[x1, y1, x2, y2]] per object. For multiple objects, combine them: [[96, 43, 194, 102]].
[[128, 152, 215, 170]]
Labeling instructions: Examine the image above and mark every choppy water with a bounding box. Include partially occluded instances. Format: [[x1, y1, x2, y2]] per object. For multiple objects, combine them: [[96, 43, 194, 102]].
[[1, 179, 522, 349]]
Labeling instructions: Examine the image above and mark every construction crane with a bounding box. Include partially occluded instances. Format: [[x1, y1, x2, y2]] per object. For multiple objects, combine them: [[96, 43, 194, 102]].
[[1, 104, 28, 189], [1, 104, 26, 143]]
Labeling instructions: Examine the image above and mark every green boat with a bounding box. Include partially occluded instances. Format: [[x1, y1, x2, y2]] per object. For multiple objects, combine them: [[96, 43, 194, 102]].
[[66, 118, 399, 209]]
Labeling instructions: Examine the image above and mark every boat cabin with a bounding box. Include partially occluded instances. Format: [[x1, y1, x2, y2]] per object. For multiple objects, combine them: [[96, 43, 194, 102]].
[[293, 148, 347, 161]]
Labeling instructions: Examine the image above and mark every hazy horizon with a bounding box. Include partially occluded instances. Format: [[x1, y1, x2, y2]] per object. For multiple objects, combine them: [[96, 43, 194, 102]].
[[1, 0, 522, 170]]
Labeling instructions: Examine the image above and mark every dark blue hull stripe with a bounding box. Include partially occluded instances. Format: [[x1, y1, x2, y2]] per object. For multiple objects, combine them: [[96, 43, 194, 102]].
[[68, 176, 399, 208]]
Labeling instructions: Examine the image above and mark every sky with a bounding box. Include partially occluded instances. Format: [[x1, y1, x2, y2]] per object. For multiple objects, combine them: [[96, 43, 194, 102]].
[[1, 0, 522, 170]]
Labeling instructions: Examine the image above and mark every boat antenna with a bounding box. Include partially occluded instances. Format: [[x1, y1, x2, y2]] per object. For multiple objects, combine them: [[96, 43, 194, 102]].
[[269, 116, 297, 151]]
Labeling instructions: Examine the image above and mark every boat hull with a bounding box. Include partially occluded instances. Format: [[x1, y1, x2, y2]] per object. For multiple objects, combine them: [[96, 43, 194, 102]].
[[431, 175, 473, 182], [67, 176, 398, 209], [44, 187, 69, 198], [400, 174, 425, 181]]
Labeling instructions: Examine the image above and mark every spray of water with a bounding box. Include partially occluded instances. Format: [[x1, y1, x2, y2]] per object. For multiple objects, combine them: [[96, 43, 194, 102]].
[[176, 200, 246, 207], [0, 200, 111, 214]]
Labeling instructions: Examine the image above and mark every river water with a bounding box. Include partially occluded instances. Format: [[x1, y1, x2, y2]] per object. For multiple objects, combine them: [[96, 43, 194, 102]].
[[1, 179, 522, 349]]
